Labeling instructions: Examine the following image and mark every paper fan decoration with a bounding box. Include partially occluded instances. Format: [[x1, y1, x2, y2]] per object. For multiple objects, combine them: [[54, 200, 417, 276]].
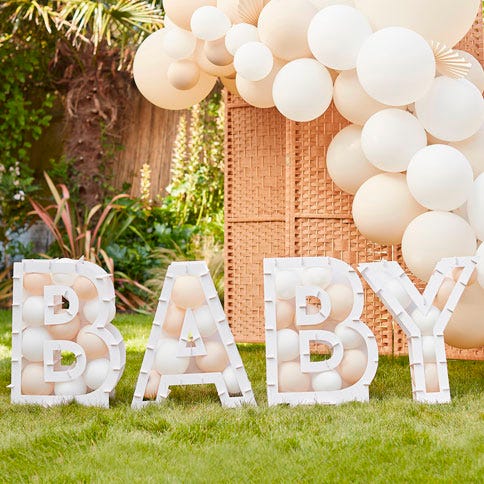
[[431, 41, 472, 79], [238, 0, 266, 25]]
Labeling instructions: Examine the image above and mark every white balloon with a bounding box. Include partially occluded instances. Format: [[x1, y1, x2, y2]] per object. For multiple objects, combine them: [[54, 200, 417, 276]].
[[302, 267, 332, 289], [194, 305, 217, 337], [477, 244, 484, 289], [327, 125, 382, 195], [225, 23, 259, 56], [275, 270, 301, 299], [84, 358, 110, 390], [311, 370, 342, 391], [415, 77, 484, 142], [222, 366, 241, 395], [386, 279, 411, 309], [356, 27, 435, 106], [451, 126, 484, 178], [273, 58, 333, 122], [163, 27, 197, 59], [155, 338, 190, 375], [55, 377, 87, 396], [455, 51, 484, 94], [277, 329, 300, 362], [308, 5, 372, 71], [361, 109, 427, 172], [467, 174, 484, 241], [334, 323, 363, 349], [422, 336, 437, 363], [190, 6, 231, 41], [407, 145, 474, 212], [234, 41, 273, 81], [83, 299, 100, 324], [22, 296, 45, 327], [412, 307, 440, 336], [22, 327, 51, 362]]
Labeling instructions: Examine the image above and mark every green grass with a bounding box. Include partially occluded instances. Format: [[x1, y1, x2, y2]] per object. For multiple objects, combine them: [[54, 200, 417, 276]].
[[0, 310, 483, 483]]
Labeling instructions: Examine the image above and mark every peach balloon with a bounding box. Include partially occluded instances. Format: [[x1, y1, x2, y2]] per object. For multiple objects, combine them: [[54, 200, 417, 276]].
[[444, 284, 484, 349], [204, 38, 233, 66], [257, 0, 317, 61], [278, 361, 311, 392], [167, 60, 201, 90], [220, 75, 239, 96], [72, 276, 97, 300], [163, 0, 216, 31], [144, 370, 161, 400], [163, 303, 186, 336], [338, 348, 367, 385], [451, 126, 484, 178], [424, 363, 439, 393], [76, 327, 109, 360], [195, 341, 229, 372], [353, 173, 427, 245], [276, 299, 295, 329], [326, 284, 354, 322], [23, 273, 52, 296], [22, 363, 54, 395], [434, 278, 456, 311], [452, 267, 477, 286], [47, 315, 81, 341], [172, 275, 206, 309]]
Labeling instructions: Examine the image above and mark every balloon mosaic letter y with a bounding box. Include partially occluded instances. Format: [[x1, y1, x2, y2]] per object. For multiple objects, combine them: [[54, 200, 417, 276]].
[[11, 259, 125, 407]]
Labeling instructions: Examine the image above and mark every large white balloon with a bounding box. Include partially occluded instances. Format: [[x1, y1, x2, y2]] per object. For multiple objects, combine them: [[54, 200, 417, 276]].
[[451, 126, 484, 178], [133, 30, 216, 110], [356, 27, 435, 106], [308, 5, 372, 71], [155, 338, 190, 375], [406, 145, 474, 212], [272, 58, 333, 122], [333, 70, 389, 125], [467, 174, 484, 241], [190, 6, 231, 41], [415, 77, 484, 142], [354, 0, 480, 47], [326, 125, 381, 194], [361, 109, 427, 172], [402, 211, 477, 282], [455, 51, 484, 94], [234, 41, 273, 81], [225, 23, 259, 55]]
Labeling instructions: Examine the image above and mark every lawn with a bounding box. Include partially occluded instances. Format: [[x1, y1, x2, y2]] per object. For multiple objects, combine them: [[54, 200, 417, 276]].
[[0, 310, 483, 483]]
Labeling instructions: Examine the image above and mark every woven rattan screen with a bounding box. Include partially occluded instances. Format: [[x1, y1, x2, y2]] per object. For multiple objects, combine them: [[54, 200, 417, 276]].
[[224, 16, 484, 360]]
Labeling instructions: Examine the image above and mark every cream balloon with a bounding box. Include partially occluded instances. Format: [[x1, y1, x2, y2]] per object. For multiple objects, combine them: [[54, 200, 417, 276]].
[[326, 284, 353, 322], [352, 173, 426, 245], [236, 58, 285, 108], [72, 276, 97, 300], [354, 0, 480, 47], [162, 303, 186, 336], [47, 315, 81, 341], [333, 70, 389, 126], [415, 77, 484, 142], [258, 0, 317, 61], [467, 174, 484, 241], [155, 338, 190, 374], [134, 30, 216, 110], [424, 363, 439, 393], [195, 341, 229, 372], [234, 41, 273, 81], [421, 336, 437, 363], [193, 305, 217, 337], [22, 296, 45, 327], [23, 273, 52, 296], [445, 284, 484, 348], [406, 145, 474, 212], [22, 327, 51, 362], [144, 370, 161, 399], [167, 60, 201, 90], [222, 366, 241, 395], [361, 109, 427, 173], [302, 267, 332, 289], [190, 6, 231, 41], [278, 361, 311, 392], [272, 58, 333, 122], [225, 23, 259, 56], [356, 27, 435, 106], [276, 299, 295, 329], [164, 0, 217, 31], [220, 75, 239, 96], [334, 323, 363, 349], [196, 45, 236, 77], [402, 211, 477, 282], [311, 370, 342, 391], [338, 349, 367, 385], [308, 5, 372, 71], [204, 38, 233, 66], [76, 327, 108, 360], [455, 51, 484, 93], [451, 126, 484, 178], [277, 328, 300, 362], [476, 244, 484, 289], [162, 27, 197, 60], [22, 363, 54, 396], [82, 299, 99, 324], [172, 275, 206, 309], [434, 279, 456, 311]]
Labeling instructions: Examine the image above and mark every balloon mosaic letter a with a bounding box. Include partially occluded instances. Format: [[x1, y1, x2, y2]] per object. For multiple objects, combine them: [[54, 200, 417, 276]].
[[359, 257, 478, 404], [11, 259, 126, 407], [132, 261, 256, 408], [264, 257, 378, 406]]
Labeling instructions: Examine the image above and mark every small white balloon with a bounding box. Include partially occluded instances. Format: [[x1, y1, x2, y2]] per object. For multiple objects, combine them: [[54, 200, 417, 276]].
[[275, 270, 301, 299], [222, 366, 241, 395], [334, 323, 363, 349], [308, 5, 372, 71], [361, 109, 427, 172], [422, 336, 437, 363], [155, 338, 190, 375], [22, 296, 45, 327], [225, 23, 259, 56], [82, 298, 100, 324], [412, 307, 441, 336], [424, 363, 440, 392], [415, 77, 484, 142], [386, 279, 411, 309], [22, 327, 51, 362], [277, 329, 300, 362], [191, 6, 231, 41], [52, 263, 78, 286], [302, 267, 332, 289], [467, 174, 484, 241], [272, 58, 333, 122], [194, 305, 217, 337], [407, 145, 474, 212], [162, 27, 197, 59], [84, 358, 110, 390], [356, 27, 435, 106], [311, 370, 343, 391], [234, 41, 273, 81], [55, 377, 88, 396]]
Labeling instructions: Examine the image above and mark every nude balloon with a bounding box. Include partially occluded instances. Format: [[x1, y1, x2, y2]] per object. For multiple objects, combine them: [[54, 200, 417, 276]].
[[195, 341, 229, 372], [451, 126, 484, 178], [467, 174, 484, 241], [76, 327, 109, 360], [172, 275, 206, 309], [338, 349, 367, 385], [326, 284, 354, 322], [22, 363, 54, 395], [144, 370, 161, 399], [47, 315, 81, 341], [23, 273, 52, 296], [167, 60, 201, 90], [276, 299, 295, 329], [72, 276, 97, 300], [163, 0, 216, 31], [278, 361, 311, 392]]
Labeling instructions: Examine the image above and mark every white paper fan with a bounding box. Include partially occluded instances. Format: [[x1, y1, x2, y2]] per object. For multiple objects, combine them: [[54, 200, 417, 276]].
[[431, 41, 472, 79], [238, 0, 266, 25]]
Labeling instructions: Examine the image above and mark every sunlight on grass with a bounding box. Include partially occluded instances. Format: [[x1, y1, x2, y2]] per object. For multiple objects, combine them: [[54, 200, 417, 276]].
[[0, 309, 482, 482]]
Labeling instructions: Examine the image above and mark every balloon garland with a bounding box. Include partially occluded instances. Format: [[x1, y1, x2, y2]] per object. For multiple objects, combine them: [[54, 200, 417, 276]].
[[133, 0, 484, 350]]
